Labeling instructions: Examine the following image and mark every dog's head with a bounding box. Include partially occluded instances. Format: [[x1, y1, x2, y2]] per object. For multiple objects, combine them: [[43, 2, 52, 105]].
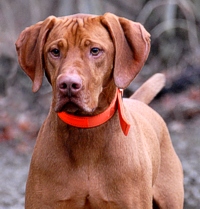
[[16, 13, 150, 115]]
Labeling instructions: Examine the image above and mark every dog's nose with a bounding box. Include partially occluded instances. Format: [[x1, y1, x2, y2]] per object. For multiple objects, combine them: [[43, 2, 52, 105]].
[[57, 75, 82, 97]]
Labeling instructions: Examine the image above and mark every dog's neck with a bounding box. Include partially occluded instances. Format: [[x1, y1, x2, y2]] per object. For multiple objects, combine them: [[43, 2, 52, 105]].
[[57, 89, 130, 136]]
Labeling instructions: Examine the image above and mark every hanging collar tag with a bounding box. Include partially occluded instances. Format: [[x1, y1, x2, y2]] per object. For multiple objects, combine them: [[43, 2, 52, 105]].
[[117, 89, 130, 136]]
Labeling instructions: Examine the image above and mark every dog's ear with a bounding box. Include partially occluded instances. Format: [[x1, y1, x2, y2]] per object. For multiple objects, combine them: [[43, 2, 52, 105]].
[[101, 13, 150, 89], [15, 16, 56, 92]]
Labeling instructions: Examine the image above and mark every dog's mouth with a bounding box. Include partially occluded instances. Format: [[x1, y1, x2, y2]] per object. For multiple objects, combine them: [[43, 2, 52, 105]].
[[55, 96, 96, 116], [59, 101, 80, 113]]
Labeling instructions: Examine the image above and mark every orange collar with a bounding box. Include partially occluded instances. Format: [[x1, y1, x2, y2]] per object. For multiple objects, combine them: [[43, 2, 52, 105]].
[[57, 89, 130, 136]]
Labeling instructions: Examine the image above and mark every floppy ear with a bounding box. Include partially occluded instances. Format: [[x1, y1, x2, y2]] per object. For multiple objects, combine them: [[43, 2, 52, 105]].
[[15, 16, 56, 92], [101, 13, 150, 89]]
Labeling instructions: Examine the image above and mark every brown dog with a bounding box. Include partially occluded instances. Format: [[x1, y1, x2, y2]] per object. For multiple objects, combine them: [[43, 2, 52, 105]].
[[16, 13, 184, 209]]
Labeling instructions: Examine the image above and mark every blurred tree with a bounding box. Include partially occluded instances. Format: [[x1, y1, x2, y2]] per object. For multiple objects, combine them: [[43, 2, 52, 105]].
[[58, 0, 104, 16]]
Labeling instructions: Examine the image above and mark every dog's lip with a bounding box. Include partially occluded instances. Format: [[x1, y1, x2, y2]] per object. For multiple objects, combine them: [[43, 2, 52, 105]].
[[55, 97, 95, 115], [55, 98, 80, 113], [61, 102, 80, 114], [55, 97, 69, 112]]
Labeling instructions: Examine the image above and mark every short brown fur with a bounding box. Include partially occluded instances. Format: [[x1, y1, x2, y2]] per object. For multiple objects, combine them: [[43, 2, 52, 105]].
[[16, 13, 184, 209]]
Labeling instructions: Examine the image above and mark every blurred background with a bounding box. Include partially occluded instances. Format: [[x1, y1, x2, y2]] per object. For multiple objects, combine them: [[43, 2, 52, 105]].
[[0, 0, 200, 208]]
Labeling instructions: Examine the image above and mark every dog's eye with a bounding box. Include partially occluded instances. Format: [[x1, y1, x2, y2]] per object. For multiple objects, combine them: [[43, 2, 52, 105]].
[[90, 48, 101, 56], [50, 48, 60, 57]]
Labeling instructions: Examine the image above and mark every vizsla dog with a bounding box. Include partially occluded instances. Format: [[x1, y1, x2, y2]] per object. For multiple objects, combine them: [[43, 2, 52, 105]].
[[16, 13, 184, 209]]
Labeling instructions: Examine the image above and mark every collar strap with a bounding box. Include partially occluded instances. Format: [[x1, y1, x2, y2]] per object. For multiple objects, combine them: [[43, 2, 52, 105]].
[[57, 89, 130, 135]]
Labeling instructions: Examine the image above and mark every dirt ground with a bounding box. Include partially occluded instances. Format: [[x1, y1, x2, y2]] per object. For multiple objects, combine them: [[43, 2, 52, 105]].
[[170, 117, 200, 209], [0, 115, 199, 209]]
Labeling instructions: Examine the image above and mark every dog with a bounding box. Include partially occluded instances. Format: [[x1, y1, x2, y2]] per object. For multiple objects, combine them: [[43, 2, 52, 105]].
[[16, 13, 184, 209]]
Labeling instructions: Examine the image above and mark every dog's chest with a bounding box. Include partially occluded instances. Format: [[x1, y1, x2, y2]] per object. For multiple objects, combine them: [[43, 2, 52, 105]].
[[53, 165, 141, 209], [30, 121, 156, 208], [50, 137, 150, 208]]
